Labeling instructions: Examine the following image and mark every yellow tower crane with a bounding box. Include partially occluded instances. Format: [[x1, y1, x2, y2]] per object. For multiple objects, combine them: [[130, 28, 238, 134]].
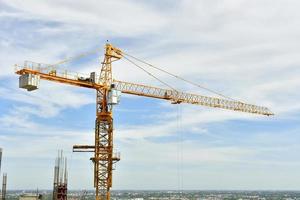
[[15, 43, 273, 200]]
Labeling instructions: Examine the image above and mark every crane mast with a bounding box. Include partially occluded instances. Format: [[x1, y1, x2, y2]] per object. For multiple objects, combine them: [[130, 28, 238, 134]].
[[15, 43, 273, 200], [92, 44, 122, 200]]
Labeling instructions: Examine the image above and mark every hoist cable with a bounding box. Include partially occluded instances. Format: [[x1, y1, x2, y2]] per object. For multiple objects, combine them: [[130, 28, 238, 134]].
[[176, 104, 183, 196]]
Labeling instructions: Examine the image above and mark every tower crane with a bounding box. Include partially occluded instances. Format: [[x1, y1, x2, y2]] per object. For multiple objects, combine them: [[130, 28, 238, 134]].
[[15, 43, 273, 200]]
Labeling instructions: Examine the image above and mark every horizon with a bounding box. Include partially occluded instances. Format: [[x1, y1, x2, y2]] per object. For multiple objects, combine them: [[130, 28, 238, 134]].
[[5, 189, 300, 192]]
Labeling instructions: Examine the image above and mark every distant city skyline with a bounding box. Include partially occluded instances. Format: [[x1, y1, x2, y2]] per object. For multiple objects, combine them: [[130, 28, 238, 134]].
[[4, 190, 300, 200], [0, 0, 300, 191]]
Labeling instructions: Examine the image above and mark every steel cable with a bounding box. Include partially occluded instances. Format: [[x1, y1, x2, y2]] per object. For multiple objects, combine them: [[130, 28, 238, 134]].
[[123, 52, 240, 102]]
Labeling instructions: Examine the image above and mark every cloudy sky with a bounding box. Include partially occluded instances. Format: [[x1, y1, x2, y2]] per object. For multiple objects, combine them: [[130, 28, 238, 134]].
[[0, 0, 300, 191]]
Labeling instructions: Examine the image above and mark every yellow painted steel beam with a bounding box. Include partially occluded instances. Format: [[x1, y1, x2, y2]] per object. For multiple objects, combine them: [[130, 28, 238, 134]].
[[16, 68, 104, 89]]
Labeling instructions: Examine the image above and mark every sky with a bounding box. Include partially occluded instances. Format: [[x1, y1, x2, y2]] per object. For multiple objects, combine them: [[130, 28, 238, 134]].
[[0, 0, 300, 191]]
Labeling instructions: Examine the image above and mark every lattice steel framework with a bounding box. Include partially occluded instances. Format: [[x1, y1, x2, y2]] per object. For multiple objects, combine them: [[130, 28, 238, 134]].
[[93, 90, 113, 200], [92, 44, 121, 200], [113, 80, 273, 115]]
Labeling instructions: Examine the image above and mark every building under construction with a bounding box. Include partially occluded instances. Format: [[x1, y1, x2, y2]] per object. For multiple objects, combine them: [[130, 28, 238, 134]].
[[53, 151, 68, 200], [0, 148, 2, 173], [2, 173, 7, 200], [0, 148, 7, 200]]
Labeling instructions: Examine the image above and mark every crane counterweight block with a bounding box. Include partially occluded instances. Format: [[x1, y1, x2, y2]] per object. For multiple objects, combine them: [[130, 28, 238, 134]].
[[19, 73, 40, 91]]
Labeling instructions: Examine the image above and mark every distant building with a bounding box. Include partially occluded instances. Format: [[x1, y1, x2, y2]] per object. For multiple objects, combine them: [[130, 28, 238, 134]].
[[0, 148, 2, 173], [19, 194, 43, 200]]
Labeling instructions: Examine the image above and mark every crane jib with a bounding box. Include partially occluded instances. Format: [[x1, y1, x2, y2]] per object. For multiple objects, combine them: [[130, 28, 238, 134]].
[[15, 66, 273, 116]]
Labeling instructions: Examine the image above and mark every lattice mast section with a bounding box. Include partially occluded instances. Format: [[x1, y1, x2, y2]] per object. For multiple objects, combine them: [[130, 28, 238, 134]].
[[93, 44, 122, 200]]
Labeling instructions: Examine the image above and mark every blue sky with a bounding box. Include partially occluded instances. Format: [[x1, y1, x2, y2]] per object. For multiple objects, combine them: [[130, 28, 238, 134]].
[[0, 0, 300, 190]]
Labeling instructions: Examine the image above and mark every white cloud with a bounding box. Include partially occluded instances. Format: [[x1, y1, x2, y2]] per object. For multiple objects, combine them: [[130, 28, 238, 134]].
[[1, 0, 300, 190], [1, 0, 298, 117], [0, 81, 94, 118], [1, 0, 168, 37], [115, 103, 270, 141]]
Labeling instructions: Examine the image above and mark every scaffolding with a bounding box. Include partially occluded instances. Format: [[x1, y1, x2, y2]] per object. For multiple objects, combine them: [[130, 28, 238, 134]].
[[1, 174, 7, 200]]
